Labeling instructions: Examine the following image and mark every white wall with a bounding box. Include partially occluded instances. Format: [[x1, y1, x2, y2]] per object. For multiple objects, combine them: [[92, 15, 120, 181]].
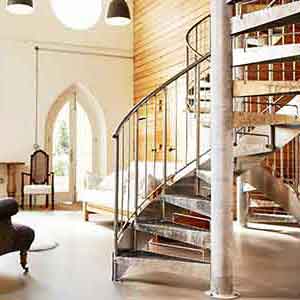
[[0, 0, 133, 177]]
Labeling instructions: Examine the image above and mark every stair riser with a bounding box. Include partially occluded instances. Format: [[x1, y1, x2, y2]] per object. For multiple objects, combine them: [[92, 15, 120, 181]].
[[135, 223, 211, 249], [162, 195, 211, 218], [173, 213, 210, 231]]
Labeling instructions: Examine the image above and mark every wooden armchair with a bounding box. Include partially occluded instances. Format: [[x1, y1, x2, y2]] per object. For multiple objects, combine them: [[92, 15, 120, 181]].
[[21, 150, 55, 210]]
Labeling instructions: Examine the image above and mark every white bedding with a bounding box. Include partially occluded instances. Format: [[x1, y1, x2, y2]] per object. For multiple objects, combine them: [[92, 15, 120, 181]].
[[78, 161, 176, 211]]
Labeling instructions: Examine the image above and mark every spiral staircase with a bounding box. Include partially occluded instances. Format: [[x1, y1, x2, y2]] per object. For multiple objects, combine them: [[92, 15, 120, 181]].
[[112, 0, 300, 282]]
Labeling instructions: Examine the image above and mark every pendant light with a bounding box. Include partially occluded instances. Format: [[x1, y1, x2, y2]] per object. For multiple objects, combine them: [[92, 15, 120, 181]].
[[51, 0, 102, 31], [106, 0, 131, 26], [6, 0, 34, 15]]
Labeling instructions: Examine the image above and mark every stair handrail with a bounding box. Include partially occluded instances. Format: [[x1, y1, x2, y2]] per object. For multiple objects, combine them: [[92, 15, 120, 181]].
[[185, 14, 211, 60], [113, 54, 210, 138], [113, 16, 212, 256]]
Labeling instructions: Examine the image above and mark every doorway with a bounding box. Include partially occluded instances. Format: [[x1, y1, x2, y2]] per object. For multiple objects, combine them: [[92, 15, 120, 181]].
[[48, 92, 98, 202]]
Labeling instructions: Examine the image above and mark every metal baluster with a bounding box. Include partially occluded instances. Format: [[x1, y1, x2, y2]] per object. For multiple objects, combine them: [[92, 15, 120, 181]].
[[162, 88, 168, 220], [293, 139, 296, 185], [268, 28, 273, 114], [282, 25, 285, 81], [127, 120, 131, 220], [163, 88, 168, 184], [185, 71, 189, 164], [280, 148, 284, 179], [121, 126, 125, 225], [195, 25, 198, 62], [134, 112, 139, 250], [196, 65, 201, 172], [244, 33, 249, 114], [287, 143, 290, 182], [267, 27, 277, 175], [257, 31, 261, 112], [293, 24, 296, 81], [145, 103, 148, 201], [297, 135, 300, 192], [114, 135, 120, 256], [175, 80, 179, 172], [186, 45, 190, 68], [153, 95, 157, 180], [196, 64, 202, 196]]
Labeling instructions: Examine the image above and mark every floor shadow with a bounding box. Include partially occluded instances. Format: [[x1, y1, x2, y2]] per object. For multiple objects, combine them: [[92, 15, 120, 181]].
[[124, 271, 210, 291], [90, 220, 114, 230], [0, 274, 25, 294], [247, 224, 300, 239]]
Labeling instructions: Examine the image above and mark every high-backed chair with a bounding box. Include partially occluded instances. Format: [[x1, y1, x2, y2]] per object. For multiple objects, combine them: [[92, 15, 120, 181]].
[[21, 150, 55, 210], [0, 198, 35, 272]]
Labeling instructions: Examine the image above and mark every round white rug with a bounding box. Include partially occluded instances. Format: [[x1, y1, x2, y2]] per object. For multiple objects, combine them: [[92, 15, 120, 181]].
[[29, 234, 59, 252]]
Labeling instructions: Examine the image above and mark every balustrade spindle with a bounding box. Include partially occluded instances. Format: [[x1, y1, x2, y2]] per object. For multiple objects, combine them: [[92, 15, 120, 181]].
[[114, 135, 120, 256], [121, 127, 125, 224], [127, 120, 131, 220], [163, 88, 168, 186]]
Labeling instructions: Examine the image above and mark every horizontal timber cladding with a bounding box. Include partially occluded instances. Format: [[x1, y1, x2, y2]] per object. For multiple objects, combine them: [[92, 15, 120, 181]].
[[133, 0, 209, 103]]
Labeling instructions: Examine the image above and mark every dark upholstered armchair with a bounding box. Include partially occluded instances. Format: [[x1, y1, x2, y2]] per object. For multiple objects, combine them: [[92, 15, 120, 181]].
[[0, 198, 35, 272]]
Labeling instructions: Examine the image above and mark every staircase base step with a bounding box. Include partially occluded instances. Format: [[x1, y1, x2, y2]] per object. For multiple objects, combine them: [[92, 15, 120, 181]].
[[116, 250, 209, 265], [113, 250, 210, 281], [149, 239, 210, 264], [248, 213, 299, 226]]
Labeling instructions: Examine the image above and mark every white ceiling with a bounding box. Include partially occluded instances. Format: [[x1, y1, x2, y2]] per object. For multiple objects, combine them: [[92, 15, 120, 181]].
[[0, 0, 133, 54]]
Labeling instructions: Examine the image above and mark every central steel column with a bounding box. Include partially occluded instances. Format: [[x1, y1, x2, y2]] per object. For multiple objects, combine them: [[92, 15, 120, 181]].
[[209, 1, 239, 298], [236, 176, 248, 228]]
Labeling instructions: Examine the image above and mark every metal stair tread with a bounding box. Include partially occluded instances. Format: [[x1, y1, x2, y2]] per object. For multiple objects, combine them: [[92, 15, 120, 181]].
[[233, 43, 300, 67], [162, 192, 210, 202], [134, 220, 211, 249], [248, 212, 299, 224], [116, 250, 209, 264], [231, 1, 300, 35], [135, 220, 210, 233]]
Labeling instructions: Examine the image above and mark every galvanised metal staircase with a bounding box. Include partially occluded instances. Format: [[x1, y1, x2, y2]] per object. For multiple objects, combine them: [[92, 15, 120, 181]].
[[112, 0, 300, 281]]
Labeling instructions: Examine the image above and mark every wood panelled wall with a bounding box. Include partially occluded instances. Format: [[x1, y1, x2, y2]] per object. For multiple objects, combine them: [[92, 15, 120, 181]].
[[133, 0, 209, 103]]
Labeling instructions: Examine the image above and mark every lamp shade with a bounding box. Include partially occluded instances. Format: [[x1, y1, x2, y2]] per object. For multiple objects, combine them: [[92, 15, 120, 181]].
[[51, 0, 102, 30], [6, 0, 34, 15], [106, 0, 131, 26]]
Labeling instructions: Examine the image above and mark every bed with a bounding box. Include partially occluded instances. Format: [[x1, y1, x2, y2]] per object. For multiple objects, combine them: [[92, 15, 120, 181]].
[[79, 162, 165, 221]]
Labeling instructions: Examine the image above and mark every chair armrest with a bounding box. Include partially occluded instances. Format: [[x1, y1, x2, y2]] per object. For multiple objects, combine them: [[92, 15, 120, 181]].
[[48, 172, 54, 176], [21, 172, 30, 178], [49, 172, 55, 188], [0, 199, 18, 220], [21, 172, 31, 186]]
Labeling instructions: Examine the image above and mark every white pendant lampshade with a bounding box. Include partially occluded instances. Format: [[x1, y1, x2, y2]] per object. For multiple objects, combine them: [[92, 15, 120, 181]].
[[51, 0, 102, 30], [106, 0, 131, 26], [6, 0, 34, 15]]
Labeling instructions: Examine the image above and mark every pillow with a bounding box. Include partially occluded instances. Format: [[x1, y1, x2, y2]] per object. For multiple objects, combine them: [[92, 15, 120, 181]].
[[85, 172, 104, 190], [99, 173, 115, 191]]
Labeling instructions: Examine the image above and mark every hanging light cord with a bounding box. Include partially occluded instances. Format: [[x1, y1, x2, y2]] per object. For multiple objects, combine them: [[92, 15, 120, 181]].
[[34, 46, 39, 150]]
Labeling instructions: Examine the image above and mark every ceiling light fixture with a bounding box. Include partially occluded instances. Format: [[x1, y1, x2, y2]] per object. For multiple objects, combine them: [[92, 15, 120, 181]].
[[106, 0, 131, 26], [51, 0, 102, 30], [6, 0, 34, 15]]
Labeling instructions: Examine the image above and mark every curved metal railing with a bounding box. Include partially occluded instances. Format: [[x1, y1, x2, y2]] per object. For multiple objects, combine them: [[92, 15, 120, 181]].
[[113, 16, 211, 254], [113, 0, 300, 255]]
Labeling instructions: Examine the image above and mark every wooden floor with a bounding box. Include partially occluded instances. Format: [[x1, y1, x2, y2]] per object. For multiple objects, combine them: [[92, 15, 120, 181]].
[[0, 211, 300, 300]]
